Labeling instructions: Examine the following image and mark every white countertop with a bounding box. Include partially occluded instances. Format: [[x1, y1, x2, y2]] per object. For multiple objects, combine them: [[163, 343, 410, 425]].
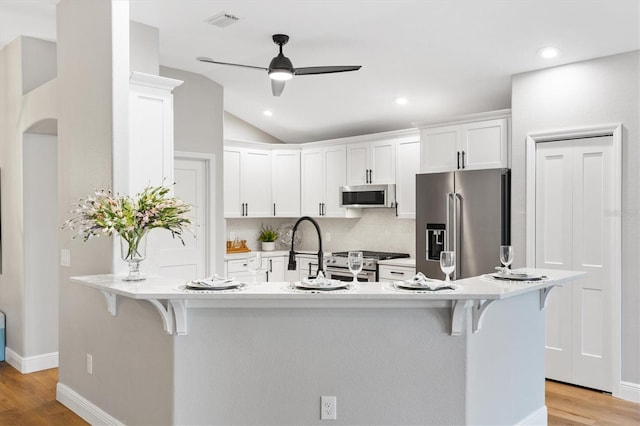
[[378, 258, 416, 268], [70, 268, 585, 336], [70, 268, 583, 302], [224, 250, 322, 260]]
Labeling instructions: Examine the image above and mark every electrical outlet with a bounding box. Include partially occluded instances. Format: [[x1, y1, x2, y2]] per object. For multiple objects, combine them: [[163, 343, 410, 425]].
[[320, 396, 336, 420], [86, 354, 93, 375], [61, 249, 71, 267]]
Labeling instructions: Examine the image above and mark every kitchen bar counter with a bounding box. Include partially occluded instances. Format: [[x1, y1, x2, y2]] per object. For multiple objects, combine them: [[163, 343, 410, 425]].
[[64, 269, 584, 425]]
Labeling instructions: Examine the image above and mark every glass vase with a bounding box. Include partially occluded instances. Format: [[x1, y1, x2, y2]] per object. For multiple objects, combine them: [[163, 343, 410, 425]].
[[120, 233, 147, 281]]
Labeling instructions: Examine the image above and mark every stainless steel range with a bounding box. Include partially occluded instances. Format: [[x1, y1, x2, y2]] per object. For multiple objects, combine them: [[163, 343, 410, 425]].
[[325, 251, 410, 282]]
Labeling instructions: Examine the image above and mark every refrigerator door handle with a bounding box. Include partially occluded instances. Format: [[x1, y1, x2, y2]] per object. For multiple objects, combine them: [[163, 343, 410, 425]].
[[454, 193, 463, 279], [446, 192, 454, 252]]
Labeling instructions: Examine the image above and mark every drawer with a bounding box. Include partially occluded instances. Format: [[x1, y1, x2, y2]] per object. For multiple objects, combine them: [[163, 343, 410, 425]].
[[227, 258, 249, 273], [379, 265, 415, 281]]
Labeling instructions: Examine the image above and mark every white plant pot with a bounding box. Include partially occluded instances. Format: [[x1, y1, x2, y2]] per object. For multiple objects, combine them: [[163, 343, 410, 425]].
[[261, 241, 276, 251]]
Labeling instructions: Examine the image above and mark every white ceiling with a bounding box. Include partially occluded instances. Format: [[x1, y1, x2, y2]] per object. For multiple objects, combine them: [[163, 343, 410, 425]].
[[1, 1, 638, 143]]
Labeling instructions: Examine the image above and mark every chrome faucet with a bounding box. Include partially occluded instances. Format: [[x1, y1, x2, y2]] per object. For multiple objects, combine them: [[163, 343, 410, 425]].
[[287, 216, 323, 276]]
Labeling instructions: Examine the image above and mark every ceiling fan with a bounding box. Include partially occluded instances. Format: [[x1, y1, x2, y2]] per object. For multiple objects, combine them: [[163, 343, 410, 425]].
[[197, 34, 362, 96]]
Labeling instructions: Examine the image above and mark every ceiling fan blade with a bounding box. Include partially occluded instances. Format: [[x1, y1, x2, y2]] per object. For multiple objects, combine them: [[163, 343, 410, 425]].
[[294, 65, 361, 76], [271, 79, 286, 97], [197, 57, 267, 71]]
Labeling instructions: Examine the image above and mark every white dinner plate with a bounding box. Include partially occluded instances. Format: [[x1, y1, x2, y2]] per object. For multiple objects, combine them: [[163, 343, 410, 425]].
[[393, 281, 457, 291], [294, 281, 349, 291], [185, 280, 243, 290], [491, 271, 544, 281]]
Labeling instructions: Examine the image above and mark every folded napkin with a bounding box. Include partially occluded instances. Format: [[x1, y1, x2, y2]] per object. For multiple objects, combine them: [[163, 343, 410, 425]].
[[401, 272, 451, 290], [189, 274, 234, 288]]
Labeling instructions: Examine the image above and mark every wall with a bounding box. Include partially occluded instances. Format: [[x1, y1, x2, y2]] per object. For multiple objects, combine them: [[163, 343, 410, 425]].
[[0, 36, 58, 370], [226, 209, 416, 257], [56, 1, 174, 423], [160, 65, 225, 273], [130, 21, 158, 75], [21, 36, 57, 95], [23, 133, 58, 358], [511, 50, 640, 385], [224, 111, 283, 144]]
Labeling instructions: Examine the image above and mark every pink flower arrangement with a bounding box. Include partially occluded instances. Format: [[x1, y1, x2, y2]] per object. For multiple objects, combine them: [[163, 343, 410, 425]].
[[62, 185, 192, 259]]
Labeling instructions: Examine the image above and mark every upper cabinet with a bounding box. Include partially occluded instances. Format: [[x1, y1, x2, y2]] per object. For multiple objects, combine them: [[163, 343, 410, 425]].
[[395, 136, 421, 218], [272, 150, 301, 217], [301, 145, 358, 218], [417, 110, 510, 173], [224, 146, 272, 218], [128, 72, 183, 195], [346, 140, 396, 185]]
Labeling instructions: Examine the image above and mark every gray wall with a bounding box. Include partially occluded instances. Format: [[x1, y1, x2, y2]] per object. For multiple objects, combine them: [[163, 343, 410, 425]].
[[0, 35, 58, 365], [21, 36, 57, 95], [511, 50, 639, 384], [225, 111, 283, 144], [130, 21, 158, 75], [23, 133, 58, 357], [160, 65, 225, 273], [57, 2, 173, 422]]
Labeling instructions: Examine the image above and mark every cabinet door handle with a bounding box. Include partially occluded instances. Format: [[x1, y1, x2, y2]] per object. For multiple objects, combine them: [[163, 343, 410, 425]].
[[269, 259, 273, 272], [322, 203, 326, 216], [245, 203, 248, 216], [390, 271, 404, 275], [461, 151, 466, 169], [457, 151, 461, 169], [319, 203, 322, 216], [273, 203, 276, 216]]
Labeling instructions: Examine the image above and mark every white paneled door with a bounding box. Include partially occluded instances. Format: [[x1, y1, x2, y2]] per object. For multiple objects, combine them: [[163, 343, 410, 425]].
[[536, 136, 615, 392], [153, 157, 209, 281]]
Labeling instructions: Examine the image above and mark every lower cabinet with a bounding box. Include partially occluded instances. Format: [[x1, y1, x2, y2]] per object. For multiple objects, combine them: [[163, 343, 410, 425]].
[[378, 264, 416, 282], [225, 254, 286, 282]]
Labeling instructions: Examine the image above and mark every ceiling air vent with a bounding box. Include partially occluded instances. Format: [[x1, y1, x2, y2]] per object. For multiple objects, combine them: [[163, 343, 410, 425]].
[[206, 12, 239, 28]]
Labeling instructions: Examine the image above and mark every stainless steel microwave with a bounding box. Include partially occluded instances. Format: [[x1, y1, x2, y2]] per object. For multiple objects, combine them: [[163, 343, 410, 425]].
[[339, 184, 396, 208]]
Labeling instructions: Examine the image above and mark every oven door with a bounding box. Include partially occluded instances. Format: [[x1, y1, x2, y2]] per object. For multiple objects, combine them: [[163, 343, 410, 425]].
[[325, 267, 376, 282]]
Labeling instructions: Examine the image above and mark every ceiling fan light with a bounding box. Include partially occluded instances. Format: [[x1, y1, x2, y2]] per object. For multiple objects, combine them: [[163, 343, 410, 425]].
[[269, 70, 293, 81]]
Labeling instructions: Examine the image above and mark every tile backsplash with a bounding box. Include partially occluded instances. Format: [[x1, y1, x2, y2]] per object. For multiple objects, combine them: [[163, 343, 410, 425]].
[[226, 209, 415, 257]]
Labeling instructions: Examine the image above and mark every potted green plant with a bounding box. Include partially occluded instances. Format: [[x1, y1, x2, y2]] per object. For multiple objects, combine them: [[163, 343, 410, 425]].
[[257, 224, 279, 251]]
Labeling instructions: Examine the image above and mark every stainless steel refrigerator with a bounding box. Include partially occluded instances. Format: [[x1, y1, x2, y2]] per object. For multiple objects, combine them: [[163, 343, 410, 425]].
[[416, 169, 511, 280]]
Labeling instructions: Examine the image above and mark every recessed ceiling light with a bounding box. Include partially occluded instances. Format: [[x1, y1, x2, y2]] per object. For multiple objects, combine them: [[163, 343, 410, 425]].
[[263, 110, 273, 116], [537, 47, 560, 59], [394, 97, 408, 105]]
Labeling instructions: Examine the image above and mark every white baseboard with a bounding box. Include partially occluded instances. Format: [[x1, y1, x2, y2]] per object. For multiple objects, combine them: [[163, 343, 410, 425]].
[[517, 405, 548, 426], [618, 381, 640, 403], [5, 347, 58, 373], [57, 382, 124, 426]]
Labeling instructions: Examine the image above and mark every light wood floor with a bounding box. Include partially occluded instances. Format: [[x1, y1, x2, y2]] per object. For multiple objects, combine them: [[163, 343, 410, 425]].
[[546, 380, 639, 425], [0, 363, 638, 425], [0, 363, 87, 425]]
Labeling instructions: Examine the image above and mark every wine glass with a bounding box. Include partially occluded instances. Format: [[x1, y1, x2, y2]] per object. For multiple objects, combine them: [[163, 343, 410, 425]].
[[499, 245, 513, 274], [247, 252, 262, 282], [440, 251, 456, 281], [347, 251, 363, 283]]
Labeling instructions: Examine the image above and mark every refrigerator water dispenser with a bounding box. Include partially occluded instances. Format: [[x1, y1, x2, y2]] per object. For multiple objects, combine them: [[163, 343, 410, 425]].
[[426, 223, 446, 261]]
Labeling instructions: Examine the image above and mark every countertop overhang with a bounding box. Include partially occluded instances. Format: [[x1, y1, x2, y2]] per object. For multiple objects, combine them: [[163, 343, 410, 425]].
[[70, 268, 584, 337]]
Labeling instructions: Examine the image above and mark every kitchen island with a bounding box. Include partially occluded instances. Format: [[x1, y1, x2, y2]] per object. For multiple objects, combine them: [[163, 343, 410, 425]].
[[62, 270, 583, 425]]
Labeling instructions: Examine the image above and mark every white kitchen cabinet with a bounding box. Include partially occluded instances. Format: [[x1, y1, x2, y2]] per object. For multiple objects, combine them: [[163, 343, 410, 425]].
[[301, 145, 357, 217], [127, 72, 183, 195], [379, 264, 416, 282], [272, 150, 300, 217], [225, 257, 267, 282], [395, 137, 421, 218], [224, 147, 272, 218], [418, 111, 510, 173], [225, 254, 286, 282], [265, 256, 286, 282], [346, 140, 396, 185]]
